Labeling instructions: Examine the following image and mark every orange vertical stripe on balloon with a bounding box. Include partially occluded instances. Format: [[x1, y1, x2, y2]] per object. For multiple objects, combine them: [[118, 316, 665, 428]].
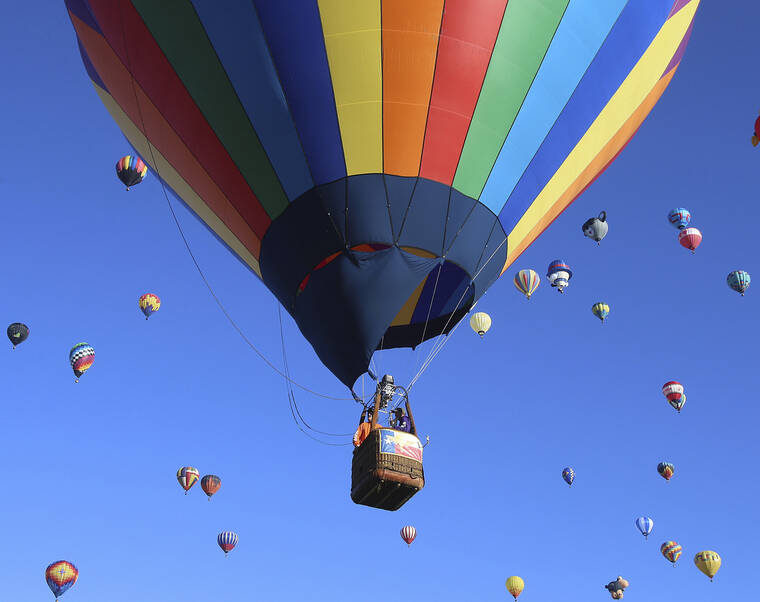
[[382, 0, 444, 177]]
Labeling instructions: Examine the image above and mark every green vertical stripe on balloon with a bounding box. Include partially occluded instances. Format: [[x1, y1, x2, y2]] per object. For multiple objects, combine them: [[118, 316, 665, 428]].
[[452, 0, 569, 200], [132, 0, 288, 219]]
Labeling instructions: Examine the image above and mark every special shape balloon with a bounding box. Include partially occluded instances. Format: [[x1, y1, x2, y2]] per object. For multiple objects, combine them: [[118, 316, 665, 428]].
[[547, 260, 573, 293], [65, 0, 700, 392], [218, 531, 238, 556], [662, 381, 686, 413], [400, 525, 417, 547], [7, 322, 29, 349], [45, 560, 78, 600], [177, 466, 200, 494], [661, 540, 682, 566], [604, 576, 629, 600], [694, 550, 721, 581], [69, 342, 94, 382], [727, 270, 751, 296], [635, 516, 653, 539], [116, 154, 148, 190], [505, 576, 524, 601], [513, 269, 540, 299], [657, 462, 675, 481], [582, 211, 608, 243], [201, 474, 221, 500], [139, 293, 161, 319], [592, 302, 610, 323], [562, 466, 575, 487], [469, 312, 492, 337]]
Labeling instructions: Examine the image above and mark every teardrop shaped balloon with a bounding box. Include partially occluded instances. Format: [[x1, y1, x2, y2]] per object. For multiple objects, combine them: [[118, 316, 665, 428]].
[[69, 342, 94, 382], [582, 211, 608, 243], [7, 322, 29, 349], [678, 227, 702, 253], [668, 208, 691, 230], [657, 461, 675, 481], [116, 154, 148, 190], [513, 269, 540, 299], [662, 381, 685, 413], [505, 576, 524, 601], [201, 474, 221, 500], [694, 550, 721, 581], [176, 466, 200, 494], [218, 531, 238, 556], [469, 312, 492, 337], [727, 270, 751, 296], [591, 302, 610, 323], [400, 525, 416, 546], [634, 516, 653, 539], [64, 2, 700, 392], [45, 560, 79, 600], [562, 467, 575, 487], [139, 293, 161, 319], [661, 541, 682, 566]]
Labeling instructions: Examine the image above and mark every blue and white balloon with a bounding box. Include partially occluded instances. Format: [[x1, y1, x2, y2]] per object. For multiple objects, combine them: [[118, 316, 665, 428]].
[[635, 516, 654, 540]]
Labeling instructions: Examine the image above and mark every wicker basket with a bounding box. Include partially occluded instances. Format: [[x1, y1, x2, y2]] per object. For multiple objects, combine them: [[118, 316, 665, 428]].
[[351, 428, 424, 511]]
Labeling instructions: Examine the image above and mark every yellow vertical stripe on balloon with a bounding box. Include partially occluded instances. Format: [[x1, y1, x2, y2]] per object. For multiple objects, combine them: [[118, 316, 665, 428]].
[[93, 85, 263, 278], [505, 0, 698, 260], [390, 275, 428, 326], [319, 0, 383, 175]]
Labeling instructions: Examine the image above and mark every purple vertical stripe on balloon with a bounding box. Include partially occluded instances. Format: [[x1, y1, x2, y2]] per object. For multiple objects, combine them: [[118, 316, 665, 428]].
[[661, 20, 695, 77]]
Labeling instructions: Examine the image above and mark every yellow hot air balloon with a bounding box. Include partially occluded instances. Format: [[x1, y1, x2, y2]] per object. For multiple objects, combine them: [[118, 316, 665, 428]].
[[694, 550, 721, 581], [505, 576, 524, 600], [469, 312, 492, 337]]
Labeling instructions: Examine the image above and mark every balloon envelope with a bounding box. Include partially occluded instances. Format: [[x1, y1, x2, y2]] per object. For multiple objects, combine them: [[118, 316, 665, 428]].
[[562, 466, 575, 486], [592, 302, 610, 322], [218, 531, 239, 554], [69, 342, 94, 380], [400, 525, 417, 546], [65, 1, 699, 389], [694, 550, 721, 580], [657, 461, 675, 480], [727, 270, 750, 295], [582, 211, 608, 242], [513, 269, 540, 299], [635, 516, 653, 537], [469, 312, 492, 337], [505, 576, 524, 600], [116, 154, 148, 189], [668, 207, 691, 229], [139, 293, 161, 319], [661, 540, 682, 564], [45, 560, 79, 599], [7, 322, 29, 348], [201, 474, 221, 499], [177, 466, 200, 492], [678, 227, 702, 252]]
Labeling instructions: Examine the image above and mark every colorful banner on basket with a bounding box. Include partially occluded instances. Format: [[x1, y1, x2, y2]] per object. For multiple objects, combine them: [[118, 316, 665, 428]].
[[380, 429, 423, 462]]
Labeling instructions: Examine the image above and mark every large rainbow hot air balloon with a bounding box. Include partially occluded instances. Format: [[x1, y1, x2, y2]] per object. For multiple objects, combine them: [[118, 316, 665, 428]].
[[661, 540, 682, 566], [45, 560, 78, 600], [65, 0, 701, 393]]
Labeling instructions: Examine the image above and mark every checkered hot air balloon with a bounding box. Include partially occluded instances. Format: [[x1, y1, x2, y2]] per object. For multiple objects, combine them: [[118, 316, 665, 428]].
[[657, 462, 675, 481], [662, 381, 686, 413], [668, 208, 691, 230], [727, 270, 751, 296], [201, 474, 221, 500], [69, 342, 94, 382], [139, 293, 161, 319], [45, 560, 78, 600], [218, 531, 238, 556], [176, 466, 200, 494], [678, 227, 702, 253], [400, 525, 416, 547], [562, 466, 575, 487], [513, 269, 540, 299], [661, 541, 682, 566], [116, 154, 148, 190], [634, 516, 653, 539]]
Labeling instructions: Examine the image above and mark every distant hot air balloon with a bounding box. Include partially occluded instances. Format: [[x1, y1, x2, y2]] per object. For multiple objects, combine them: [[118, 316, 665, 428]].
[[678, 227, 702, 253], [547, 260, 572, 293], [69, 343, 94, 382], [505, 576, 524, 601], [668, 208, 691, 230], [218, 531, 238, 556], [582, 211, 608, 243], [752, 114, 760, 147], [635, 516, 654, 539], [7, 322, 29, 349], [694, 550, 721, 581], [604, 576, 629, 599], [177, 466, 200, 494], [139, 293, 161, 319], [592, 302, 610, 323], [64, 1, 701, 395], [727, 270, 751, 296], [201, 474, 221, 500], [469, 312, 492, 337], [116, 154, 148, 190], [562, 467, 575, 487], [400, 525, 417, 547], [513, 269, 540, 299], [661, 541, 682, 566], [45, 560, 78, 601], [657, 462, 675, 481], [662, 381, 686, 413]]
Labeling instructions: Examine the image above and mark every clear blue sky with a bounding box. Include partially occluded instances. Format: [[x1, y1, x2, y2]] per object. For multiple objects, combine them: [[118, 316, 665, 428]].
[[2, 2, 758, 600]]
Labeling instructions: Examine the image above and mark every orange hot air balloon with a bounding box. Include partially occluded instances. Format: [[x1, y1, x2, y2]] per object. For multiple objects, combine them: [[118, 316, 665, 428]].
[[201, 474, 221, 500]]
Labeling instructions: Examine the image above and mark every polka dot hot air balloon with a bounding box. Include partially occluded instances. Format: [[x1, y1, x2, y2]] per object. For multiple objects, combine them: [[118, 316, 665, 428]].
[[400, 525, 417, 547], [661, 541, 682, 567], [69, 342, 94, 382], [727, 270, 751, 296], [678, 227, 702, 253], [64, 0, 701, 396], [45, 560, 78, 601], [116, 154, 148, 190], [662, 381, 686, 413], [177, 466, 200, 494], [514, 269, 540, 299], [201, 474, 221, 500], [218, 531, 238, 556], [139, 293, 161, 319]]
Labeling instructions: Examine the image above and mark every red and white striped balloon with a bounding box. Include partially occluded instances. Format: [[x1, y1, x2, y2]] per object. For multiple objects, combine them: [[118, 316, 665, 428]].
[[678, 227, 702, 253], [400, 526, 416, 546]]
